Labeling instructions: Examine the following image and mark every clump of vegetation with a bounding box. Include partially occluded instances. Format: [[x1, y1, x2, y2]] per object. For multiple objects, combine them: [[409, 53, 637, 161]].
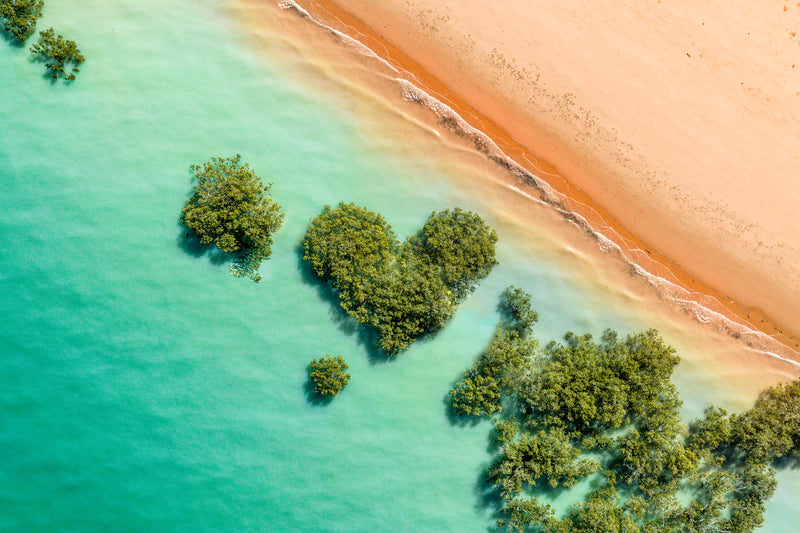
[[407, 208, 499, 299], [489, 426, 600, 496], [302, 202, 396, 289], [498, 286, 539, 337], [0, 0, 43, 42], [730, 378, 800, 464], [302, 203, 497, 355], [449, 286, 800, 533], [29, 27, 84, 81], [308, 355, 350, 397], [450, 286, 538, 417], [181, 155, 284, 283]]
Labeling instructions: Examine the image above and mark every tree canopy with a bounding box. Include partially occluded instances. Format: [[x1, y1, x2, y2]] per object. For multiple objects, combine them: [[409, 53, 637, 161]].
[[181, 155, 284, 282], [301, 202, 396, 287], [499, 286, 539, 338], [450, 286, 538, 417], [488, 427, 600, 497], [29, 27, 83, 81], [1, 0, 43, 42], [408, 207, 498, 300], [302, 203, 497, 355], [308, 355, 351, 397], [730, 378, 800, 463], [522, 329, 681, 436], [448, 286, 799, 533]]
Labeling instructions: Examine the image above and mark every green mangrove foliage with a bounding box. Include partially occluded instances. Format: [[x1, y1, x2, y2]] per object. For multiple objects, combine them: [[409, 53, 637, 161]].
[[450, 286, 538, 417], [302, 203, 497, 355], [1, 0, 43, 41], [561, 483, 642, 533], [407, 207, 498, 299], [301, 202, 396, 288], [524, 329, 682, 441], [308, 355, 350, 397], [449, 286, 800, 533], [488, 426, 600, 497], [730, 378, 800, 464], [499, 286, 539, 338], [29, 27, 84, 81], [181, 155, 284, 282]]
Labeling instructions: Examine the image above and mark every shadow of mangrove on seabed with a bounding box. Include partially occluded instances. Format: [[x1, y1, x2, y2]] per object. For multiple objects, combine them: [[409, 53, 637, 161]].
[[474, 460, 505, 533], [773, 453, 800, 471], [303, 374, 335, 407], [1, 26, 30, 48], [294, 242, 391, 365], [176, 220, 233, 267]]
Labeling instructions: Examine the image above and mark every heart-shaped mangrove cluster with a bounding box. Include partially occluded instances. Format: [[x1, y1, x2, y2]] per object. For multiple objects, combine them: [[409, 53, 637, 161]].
[[302, 203, 498, 355]]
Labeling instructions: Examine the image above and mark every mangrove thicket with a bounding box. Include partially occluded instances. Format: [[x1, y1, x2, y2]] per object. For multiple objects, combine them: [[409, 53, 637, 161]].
[[1, 0, 43, 42], [450, 286, 800, 533], [308, 355, 351, 397], [181, 155, 284, 282], [302, 203, 497, 355]]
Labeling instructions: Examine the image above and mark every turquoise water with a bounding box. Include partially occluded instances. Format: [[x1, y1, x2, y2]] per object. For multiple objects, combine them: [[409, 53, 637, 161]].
[[1, 1, 797, 531]]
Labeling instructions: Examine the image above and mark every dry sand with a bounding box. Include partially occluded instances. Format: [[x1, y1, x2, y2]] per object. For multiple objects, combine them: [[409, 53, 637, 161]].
[[290, 0, 800, 357]]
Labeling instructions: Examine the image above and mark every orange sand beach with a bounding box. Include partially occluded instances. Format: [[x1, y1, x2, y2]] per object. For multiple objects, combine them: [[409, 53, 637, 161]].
[[279, 0, 800, 361]]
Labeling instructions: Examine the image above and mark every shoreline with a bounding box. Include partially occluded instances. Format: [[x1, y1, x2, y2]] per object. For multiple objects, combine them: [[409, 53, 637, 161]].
[[279, 0, 800, 363]]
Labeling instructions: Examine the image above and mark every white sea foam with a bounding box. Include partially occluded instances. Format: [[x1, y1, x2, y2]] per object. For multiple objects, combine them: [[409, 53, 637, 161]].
[[278, 0, 400, 74]]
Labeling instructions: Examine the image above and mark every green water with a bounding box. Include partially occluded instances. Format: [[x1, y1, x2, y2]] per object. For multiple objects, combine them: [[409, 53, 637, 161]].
[[1, 1, 797, 531]]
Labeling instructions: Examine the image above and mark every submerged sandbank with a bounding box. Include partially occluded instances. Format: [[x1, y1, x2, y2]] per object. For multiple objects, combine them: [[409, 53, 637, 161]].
[[276, 0, 800, 361]]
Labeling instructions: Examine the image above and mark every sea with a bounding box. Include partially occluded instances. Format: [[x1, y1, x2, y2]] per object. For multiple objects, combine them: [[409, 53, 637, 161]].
[[1, 0, 797, 530]]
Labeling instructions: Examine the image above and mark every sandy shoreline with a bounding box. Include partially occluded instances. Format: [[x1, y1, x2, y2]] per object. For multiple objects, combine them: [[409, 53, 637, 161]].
[[279, 0, 800, 359]]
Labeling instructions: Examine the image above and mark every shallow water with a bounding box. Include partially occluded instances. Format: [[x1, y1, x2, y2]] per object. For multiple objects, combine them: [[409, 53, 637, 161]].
[[1, 0, 797, 530]]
